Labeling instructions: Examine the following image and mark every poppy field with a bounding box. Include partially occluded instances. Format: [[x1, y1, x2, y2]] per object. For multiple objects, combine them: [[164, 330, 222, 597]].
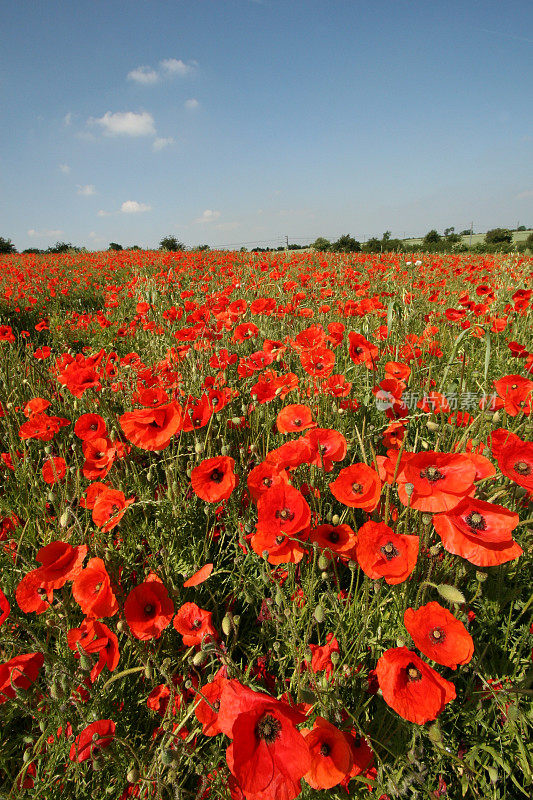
[[0, 249, 531, 800]]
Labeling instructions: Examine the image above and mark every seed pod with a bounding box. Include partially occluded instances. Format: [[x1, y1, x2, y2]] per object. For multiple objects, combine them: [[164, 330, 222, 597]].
[[160, 749, 176, 766], [426, 420, 439, 432], [116, 620, 128, 633], [331, 514, 340, 525], [127, 768, 140, 784], [437, 584, 466, 605], [221, 614, 233, 636], [404, 482, 414, 496], [330, 651, 340, 666], [144, 663, 153, 679], [275, 587, 283, 606], [421, 513, 432, 525], [475, 571, 488, 583], [314, 605, 325, 623]]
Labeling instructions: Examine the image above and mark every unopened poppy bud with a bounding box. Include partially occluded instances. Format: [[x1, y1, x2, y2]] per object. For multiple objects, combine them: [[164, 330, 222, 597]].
[[231, 417, 243, 425], [47, 491, 56, 503], [421, 440, 430, 449], [404, 482, 414, 496], [330, 651, 340, 666], [317, 554, 329, 571], [127, 768, 140, 784], [421, 513, 432, 525], [161, 749, 177, 766], [60, 675, 69, 692], [314, 605, 324, 623], [426, 420, 439, 432], [492, 412, 500, 424], [427, 723, 442, 745], [437, 583, 466, 605], [192, 650, 208, 667], [331, 514, 340, 525], [50, 681, 63, 700], [320, 571, 329, 581], [275, 587, 283, 606], [117, 620, 128, 633], [348, 560, 357, 571], [146, 469, 152, 483], [221, 445, 230, 456], [59, 510, 69, 528], [195, 442, 204, 454], [233, 615, 240, 628], [144, 663, 153, 679], [79, 651, 94, 671], [23, 750, 32, 763], [221, 614, 233, 636], [39, 719, 47, 732], [44, 445, 52, 455]]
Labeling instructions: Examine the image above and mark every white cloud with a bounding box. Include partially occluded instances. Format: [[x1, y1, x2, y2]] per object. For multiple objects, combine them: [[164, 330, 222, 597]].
[[28, 228, 63, 238], [89, 111, 156, 137], [59, 163, 71, 174], [152, 136, 174, 151], [195, 209, 221, 224], [160, 58, 196, 76], [184, 98, 200, 110], [63, 112, 73, 126], [121, 200, 151, 214], [77, 184, 96, 196], [128, 65, 159, 85]]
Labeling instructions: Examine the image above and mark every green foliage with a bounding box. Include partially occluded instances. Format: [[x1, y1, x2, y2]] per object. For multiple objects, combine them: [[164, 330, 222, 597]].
[[331, 234, 361, 253], [108, 242, 123, 251], [311, 237, 331, 252], [0, 236, 17, 254], [423, 229, 442, 246], [159, 235, 185, 252], [485, 228, 512, 245]]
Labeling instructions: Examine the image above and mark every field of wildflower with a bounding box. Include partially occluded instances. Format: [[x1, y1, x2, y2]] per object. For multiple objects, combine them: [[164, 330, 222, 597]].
[[0, 249, 531, 800]]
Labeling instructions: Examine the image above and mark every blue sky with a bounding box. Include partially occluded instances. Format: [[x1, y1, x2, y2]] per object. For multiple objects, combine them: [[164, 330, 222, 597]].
[[1, 0, 532, 250]]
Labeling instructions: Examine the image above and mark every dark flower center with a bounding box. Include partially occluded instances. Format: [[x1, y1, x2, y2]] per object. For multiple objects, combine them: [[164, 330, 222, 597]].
[[315, 362, 323, 371], [351, 483, 363, 494], [465, 511, 486, 531], [329, 531, 339, 543], [192, 618, 202, 629], [320, 742, 331, 757], [144, 604, 154, 616], [353, 347, 362, 355], [255, 713, 282, 744], [90, 423, 98, 431], [429, 627, 446, 644], [94, 582, 102, 593], [420, 466, 444, 482], [319, 444, 328, 454], [213, 700, 220, 712], [263, 477, 273, 487], [406, 663, 422, 682], [275, 535, 285, 545], [514, 460, 530, 476], [380, 541, 399, 560], [276, 508, 294, 522], [210, 469, 224, 483], [293, 418, 302, 426]]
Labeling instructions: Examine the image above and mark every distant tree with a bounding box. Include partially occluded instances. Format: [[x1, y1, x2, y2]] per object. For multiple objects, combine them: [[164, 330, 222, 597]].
[[381, 231, 392, 243], [517, 225, 526, 231], [525, 232, 533, 249], [128, 245, 141, 251], [331, 234, 361, 253], [485, 228, 512, 245], [443, 227, 461, 245], [47, 241, 81, 253], [197, 244, 210, 252], [364, 237, 382, 252], [22, 248, 43, 254], [239, 247, 247, 252], [0, 237, 16, 254], [423, 230, 441, 246], [159, 235, 185, 252], [311, 237, 332, 252], [459, 229, 472, 236], [108, 242, 123, 251]]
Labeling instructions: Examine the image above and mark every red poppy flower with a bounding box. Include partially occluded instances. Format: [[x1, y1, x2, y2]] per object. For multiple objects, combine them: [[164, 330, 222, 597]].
[[494, 436, 533, 492], [276, 404, 316, 434], [195, 675, 227, 736], [18, 413, 70, 442], [91, 487, 134, 532], [183, 563, 214, 588], [303, 428, 347, 472], [251, 527, 309, 565], [302, 717, 353, 790], [74, 413, 107, 441], [181, 394, 213, 432], [433, 497, 522, 567], [124, 575, 174, 641], [0, 588, 10, 627], [42, 457, 67, 485], [308, 524, 356, 559], [300, 347, 335, 377], [191, 456, 238, 503], [304, 633, 340, 678], [72, 558, 118, 618], [247, 462, 290, 502], [354, 521, 419, 585], [265, 438, 312, 471], [348, 332, 379, 369], [23, 398, 51, 417], [329, 463, 381, 511], [384, 361, 411, 385], [493, 375, 533, 416], [173, 602, 217, 646], [376, 647, 455, 724], [256, 483, 311, 536], [67, 618, 120, 682], [69, 720, 116, 762], [119, 402, 182, 450], [35, 541, 87, 589], [0, 652, 44, 704], [218, 680, 311, 800], [16, 571, 54, 614], [397, 452, 476, 512], [404, 602, 474, 670]]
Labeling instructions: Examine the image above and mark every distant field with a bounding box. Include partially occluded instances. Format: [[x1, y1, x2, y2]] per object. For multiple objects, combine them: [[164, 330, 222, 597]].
[[402, 229, 533, 247]]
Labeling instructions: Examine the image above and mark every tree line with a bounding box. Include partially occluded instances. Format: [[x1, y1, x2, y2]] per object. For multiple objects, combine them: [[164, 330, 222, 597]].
[[1, 228, 532, 256]]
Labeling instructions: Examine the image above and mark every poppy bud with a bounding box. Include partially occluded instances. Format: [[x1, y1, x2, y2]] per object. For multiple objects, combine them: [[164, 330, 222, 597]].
[[320, 571, 329, 581], [427, 723, 442, 745], [317, 555, 329, 571], [23, 750, 32, 763], [331, 514, 340, 525], [422, 513, 432, 525], [192, 650, 208, 667], [275, 588, 283, 606], [144, 663, 153, 679], [44, 445, 52, 455], [47, 491, 56, 502], [221, 445, 230, 455], [404, 482, 414, 496], [492, 412, 500, 424], [221, 614, 233, 636], [195, 442, 204, 454], [233, 615, 240, 628], [348, 560, 357, 571], [59, 510, 69, 527], [475, 571, 488, 582], [117, 620, 128, 633], [39, 719, 47, 732], [437, 584, 466, 605], [160, 749, 177, 766], [79, 651, 94, 671], [314, 605, 325, 623], [426, 420, 439, 432], [330, 651, 340, 665], [127, 768, 140, 783]]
